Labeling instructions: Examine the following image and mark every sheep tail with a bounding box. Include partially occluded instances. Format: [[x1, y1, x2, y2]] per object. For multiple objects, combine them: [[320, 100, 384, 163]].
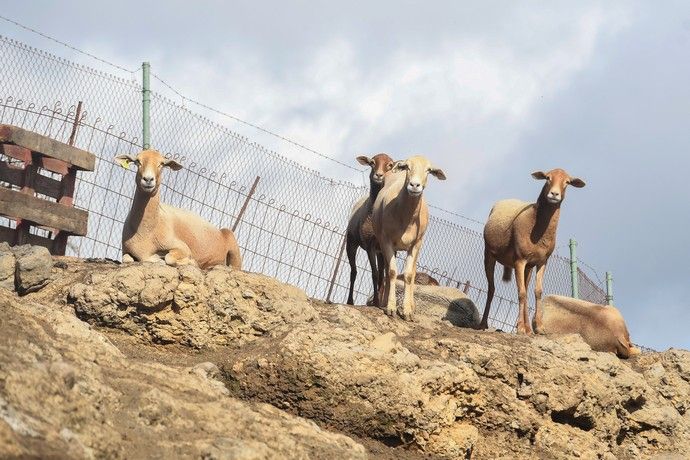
[[502, 265, 513, 282]]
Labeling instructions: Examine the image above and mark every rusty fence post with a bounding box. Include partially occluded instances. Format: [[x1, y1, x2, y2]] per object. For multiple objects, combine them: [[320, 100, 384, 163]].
[[325, 233, 347, 304], [232, 175, 260, 232]]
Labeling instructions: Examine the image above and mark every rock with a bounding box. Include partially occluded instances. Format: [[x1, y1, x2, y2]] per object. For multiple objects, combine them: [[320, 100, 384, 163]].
[[5, 259, 690, 459], [68, 263, 316, 348], [0, 289, 366, 459], [0, 247, 15, 290], [12, 245, 52, 294], [395, 280, 480, 328]]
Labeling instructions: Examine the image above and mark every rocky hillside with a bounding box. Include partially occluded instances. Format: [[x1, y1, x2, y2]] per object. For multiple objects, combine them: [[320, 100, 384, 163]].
[[1, 247, 688, 459]]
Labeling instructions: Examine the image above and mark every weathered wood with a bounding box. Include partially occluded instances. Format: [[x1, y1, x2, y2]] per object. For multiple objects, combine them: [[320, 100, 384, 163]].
[[1, 144, 31, 162], [0, 225, 53, 251], [37, 156, 70, 175], [0, 124, 95, 171], [0, 187, 87, 235], [0, 161, 63, 199]]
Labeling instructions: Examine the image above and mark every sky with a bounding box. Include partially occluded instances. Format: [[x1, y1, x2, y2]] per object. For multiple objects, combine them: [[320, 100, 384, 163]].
[[1, 1, 688, 350]]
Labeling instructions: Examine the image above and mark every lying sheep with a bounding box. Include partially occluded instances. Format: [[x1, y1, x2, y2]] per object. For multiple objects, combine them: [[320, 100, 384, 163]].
[[480, 168, 585, 334], [346, 153, 394, 305], [536, 295, 640, 359], [115, 149, 242, 270], [372, 155, 446, 320]]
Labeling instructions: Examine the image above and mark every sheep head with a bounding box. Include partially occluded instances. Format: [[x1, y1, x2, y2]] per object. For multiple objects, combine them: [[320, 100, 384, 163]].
[[357, 153, 394, 185], [115, 149, 182, 195], [392, 155, 446, 197], [531, 168, 585, 205]]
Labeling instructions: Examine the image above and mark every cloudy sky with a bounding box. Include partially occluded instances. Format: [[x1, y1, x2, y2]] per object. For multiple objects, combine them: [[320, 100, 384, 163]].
[[1, 1, 688, 350]]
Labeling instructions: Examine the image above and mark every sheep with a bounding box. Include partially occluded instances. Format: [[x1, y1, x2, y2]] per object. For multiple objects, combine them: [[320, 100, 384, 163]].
[[480, 168, 585, 334], [114, 149, 242, 270], [536, 295, 641, 359], [345, 153, 394, 305], [372, 155, 446, 320]]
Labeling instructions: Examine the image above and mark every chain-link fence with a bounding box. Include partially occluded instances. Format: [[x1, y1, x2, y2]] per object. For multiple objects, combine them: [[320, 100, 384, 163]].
[[0, 34, 610, 332]]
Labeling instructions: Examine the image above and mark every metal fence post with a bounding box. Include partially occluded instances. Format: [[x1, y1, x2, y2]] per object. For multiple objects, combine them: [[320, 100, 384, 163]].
[[569, 238, 579, 299], [605, 271, 613, 305], [142, 62, 151, 149]]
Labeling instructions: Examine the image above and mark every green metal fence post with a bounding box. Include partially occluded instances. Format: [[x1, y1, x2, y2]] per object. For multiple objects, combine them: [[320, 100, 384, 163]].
[[605, 271, 613, 305], [142, 62, 151, 149], [569, 238, 579, 299]]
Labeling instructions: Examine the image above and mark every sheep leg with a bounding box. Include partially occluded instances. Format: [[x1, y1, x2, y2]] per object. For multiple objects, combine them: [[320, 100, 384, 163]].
[[523, 264, 534, 332], [514, 259, 533, 334], [532, 263, 546, 333], [382, 243, 397, 317], [375, 252, 386, 307], [401, 243, 421, 321], [366, 248, 379, 306], [346, 237, 358, 305], [164, 246, 193, 267], [479, 248, 496, 329]]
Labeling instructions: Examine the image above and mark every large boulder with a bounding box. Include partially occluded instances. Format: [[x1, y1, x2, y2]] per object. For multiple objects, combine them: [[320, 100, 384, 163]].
[[67, 263, 316, 348], [394, 280, 480, 328]]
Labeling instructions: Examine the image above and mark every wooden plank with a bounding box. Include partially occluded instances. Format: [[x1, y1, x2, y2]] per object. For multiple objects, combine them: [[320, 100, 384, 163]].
[[1, 144, 31, 162], [37, 156, 69, 175], [0, 162, 63, 198], [0, 225, 53, 252], [0, 187, 87, 235], [0, 124, 95, 171]]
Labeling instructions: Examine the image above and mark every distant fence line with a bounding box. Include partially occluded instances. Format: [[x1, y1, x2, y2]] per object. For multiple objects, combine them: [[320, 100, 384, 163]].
[[0, 34, 609, 332]]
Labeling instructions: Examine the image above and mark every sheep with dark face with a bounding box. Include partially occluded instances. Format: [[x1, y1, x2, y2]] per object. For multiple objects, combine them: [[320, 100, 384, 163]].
[[115, 149, 242, 270], [480, 168, 584, 334], [345, 153, 394, 305]]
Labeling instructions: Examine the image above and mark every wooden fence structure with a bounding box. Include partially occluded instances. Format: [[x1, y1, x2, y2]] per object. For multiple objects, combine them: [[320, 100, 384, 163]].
[[0, 122, 94, 254]]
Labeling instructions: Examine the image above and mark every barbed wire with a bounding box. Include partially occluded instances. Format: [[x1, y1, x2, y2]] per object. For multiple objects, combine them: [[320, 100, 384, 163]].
[[0, 14, 139, 76]]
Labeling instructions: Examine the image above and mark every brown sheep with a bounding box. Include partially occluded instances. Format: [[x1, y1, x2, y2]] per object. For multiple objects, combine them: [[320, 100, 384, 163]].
[[115, 149, 242, 270], [480, 168, 585, 334], [372, 155, 446, 320], [345, 153, 394, 305], [537, 295, 641, 359]]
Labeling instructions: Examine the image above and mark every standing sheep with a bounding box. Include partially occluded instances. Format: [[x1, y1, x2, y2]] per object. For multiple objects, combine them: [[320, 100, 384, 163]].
[[372, 155, 446, 320], [345, 153, 394, 305], [115, 149, 242, 270], [480, 168, 584, 334]]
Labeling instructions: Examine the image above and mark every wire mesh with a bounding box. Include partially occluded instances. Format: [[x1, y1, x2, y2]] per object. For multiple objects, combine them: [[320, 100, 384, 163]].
[[0, 34, 612, 334]]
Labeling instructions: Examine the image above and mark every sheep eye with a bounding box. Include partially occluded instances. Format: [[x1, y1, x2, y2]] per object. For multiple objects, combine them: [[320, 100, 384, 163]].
[[386, 163, 392, 170]]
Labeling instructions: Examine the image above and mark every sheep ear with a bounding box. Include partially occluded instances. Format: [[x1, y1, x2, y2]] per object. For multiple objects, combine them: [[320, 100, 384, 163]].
[[569, 177, 586, 188], [163, 159, 183, 171], [115, 154, 138, 169], [531, 171, 548, 180], [429, 168, 446, 180], [392, 161, 408, 172], [356, 155, 373, 166]]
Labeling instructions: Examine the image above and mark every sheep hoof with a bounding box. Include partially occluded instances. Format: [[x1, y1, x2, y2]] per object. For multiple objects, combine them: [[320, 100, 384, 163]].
[[385, 308, 396, 317], [401, 312, 414, 321]]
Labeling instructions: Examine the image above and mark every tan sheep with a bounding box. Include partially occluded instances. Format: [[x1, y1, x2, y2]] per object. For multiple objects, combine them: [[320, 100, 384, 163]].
[[345, 153, 395, 305], [536, 295, 641, 359], [480, 168, 584, 334], [115, 149, 242, 270], [372, 155, 446, 320]]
